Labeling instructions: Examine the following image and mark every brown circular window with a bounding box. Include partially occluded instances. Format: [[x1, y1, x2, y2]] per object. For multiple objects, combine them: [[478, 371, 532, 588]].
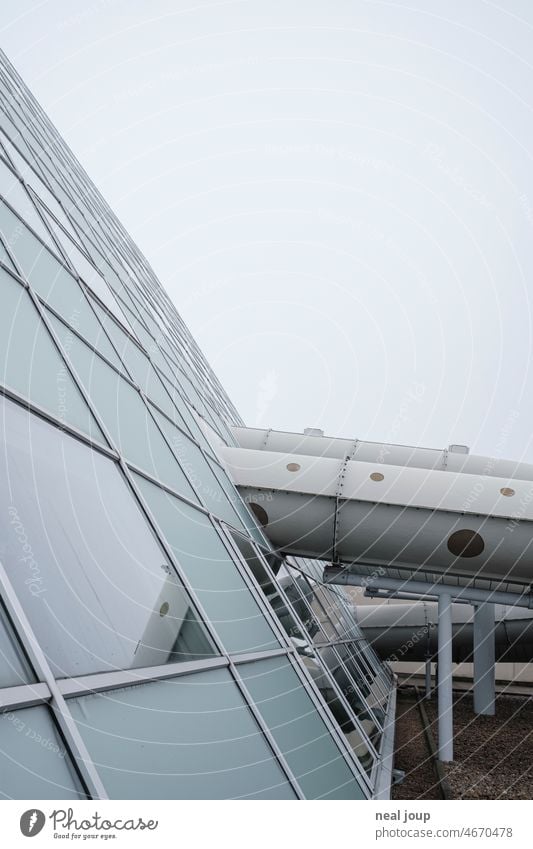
[[250, 502, 269, 527], [287, 462, 301, 472], [447, 529, 485, 558], [500, 487, 515, 497], [370, 472, 384, 482], [159, 602, 170, 617]]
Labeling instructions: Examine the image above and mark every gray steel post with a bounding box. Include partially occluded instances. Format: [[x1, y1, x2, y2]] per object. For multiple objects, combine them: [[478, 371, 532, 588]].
[[438, 593, 453, 761], [425, 657, 432, 699], [473, 602, 496, 716]]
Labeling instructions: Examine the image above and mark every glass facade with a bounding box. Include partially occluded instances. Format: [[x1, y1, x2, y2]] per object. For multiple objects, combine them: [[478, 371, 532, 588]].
[[0, 48, 394, 800]]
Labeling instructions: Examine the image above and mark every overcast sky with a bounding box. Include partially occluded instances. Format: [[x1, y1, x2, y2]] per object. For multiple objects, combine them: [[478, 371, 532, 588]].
[[2, 1, 533, 462]]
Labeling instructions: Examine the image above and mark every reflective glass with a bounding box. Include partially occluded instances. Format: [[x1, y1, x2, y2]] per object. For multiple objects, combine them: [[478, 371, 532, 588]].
[[318, 647, 383, 747], [158, 373, 214, 450], [45, 307, 122, 381], [298, 652, 375, 776], [88, 298, 187, 423], [43, 214, 132, 330], [206, 457, 267, 544], [134, 474, 280, 654], [239, 657, 366, 799], [0, 233, 15, 269], [0, 706, 84, 799], [150, 409, 246, 527], [229, 533, 305, 644], [51, 328, 200, 501], [0, 395, 214, 677], [0, 266, 104, 442], [0, 132, 34, 180], [0, 109, 36, 166], [0, 161, 55, 248], [69, 667, 296, 799], [0, 201, 120, 364], [0, 599, 35, 688]]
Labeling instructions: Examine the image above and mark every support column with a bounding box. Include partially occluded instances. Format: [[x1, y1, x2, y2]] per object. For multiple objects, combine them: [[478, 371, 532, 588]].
[[438, 593, 453, 761], [424, 657, 432, 699], [473, 602, 496, 716]]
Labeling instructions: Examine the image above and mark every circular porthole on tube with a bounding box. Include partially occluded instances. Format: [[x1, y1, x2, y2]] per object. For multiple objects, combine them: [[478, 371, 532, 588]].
[[287, 462, 301, 472], [447, 529, 484, 558], [370, 472, 384, 482], [159, 602, 170, 617], [500, 487, 515, 497], [250, 502, 269, 527]]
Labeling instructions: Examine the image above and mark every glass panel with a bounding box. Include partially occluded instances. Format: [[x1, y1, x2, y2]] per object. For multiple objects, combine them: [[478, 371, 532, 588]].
[[26, 180, 79, 239], [207, 457, 268, 544], [298, 652, 375, 776], [134, 474, 280, 654], [334, 643, 387, 719], [0, 599, 35, 688], [0, 395, 215, 677], [229, 533, 306, 644], [0, 200, 120, 365], [0, 266, 104, 443], [45, 307, 121, 380], [318, 646, 383, 747], [0, 161, 54, 247], [240, 657, 366, 799], [0, 233, 16, 270], [88, 298, 187, 424], [283, 567, 384, 739], [0, 106, 39, 168], [69, 667, 296, 799], [159, 373, 214, 450], [0, 706, 84, 799], [0, 132, 34, 180], [32, 186, 82, 244], [43, 213, 132, 330], [151, 409, 246, 527], [51, 327, 200, 501]]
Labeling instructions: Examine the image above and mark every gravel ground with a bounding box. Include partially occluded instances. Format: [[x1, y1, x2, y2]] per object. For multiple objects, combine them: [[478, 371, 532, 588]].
[[392, 689, 533, 800], [425, 692, 533, 799], [392, 693, 442, 799]]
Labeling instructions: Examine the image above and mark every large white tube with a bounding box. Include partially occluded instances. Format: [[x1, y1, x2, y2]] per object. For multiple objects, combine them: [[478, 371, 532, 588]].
[[356, 601, 533, 663], [219, 428, 533, 586]]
